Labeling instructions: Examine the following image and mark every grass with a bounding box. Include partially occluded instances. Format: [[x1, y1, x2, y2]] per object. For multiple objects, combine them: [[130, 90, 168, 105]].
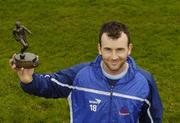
[[0, 0, 179, 122]]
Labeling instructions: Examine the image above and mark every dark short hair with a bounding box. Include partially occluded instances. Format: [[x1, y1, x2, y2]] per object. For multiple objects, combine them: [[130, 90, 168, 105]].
[[99, 21, 130, 46]]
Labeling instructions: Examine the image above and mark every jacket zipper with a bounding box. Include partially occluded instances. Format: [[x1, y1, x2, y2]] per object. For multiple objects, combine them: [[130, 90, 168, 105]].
[[109, 85, 114, 123]]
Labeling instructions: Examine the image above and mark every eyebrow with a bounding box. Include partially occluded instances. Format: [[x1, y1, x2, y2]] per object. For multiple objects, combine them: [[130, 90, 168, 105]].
[[116, 48, 125, 50], [103, 47, 125, 49], [103, 47, 111, 50]]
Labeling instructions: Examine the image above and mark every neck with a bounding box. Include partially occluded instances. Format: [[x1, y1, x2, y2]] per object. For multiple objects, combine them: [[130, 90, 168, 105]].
[[101, 61, 129, 80]]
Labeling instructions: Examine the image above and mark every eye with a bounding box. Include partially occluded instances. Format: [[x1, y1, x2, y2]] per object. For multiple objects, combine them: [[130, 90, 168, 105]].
[[116, 48, 125, 52], [104, 48, 111, 51]]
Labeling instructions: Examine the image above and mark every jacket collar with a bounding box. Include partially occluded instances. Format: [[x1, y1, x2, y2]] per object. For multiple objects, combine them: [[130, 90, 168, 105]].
[[91, 55, 137, 84]]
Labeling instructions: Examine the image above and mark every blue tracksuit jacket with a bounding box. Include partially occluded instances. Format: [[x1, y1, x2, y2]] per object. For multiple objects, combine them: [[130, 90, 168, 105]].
[[21, 55, 163, 123]]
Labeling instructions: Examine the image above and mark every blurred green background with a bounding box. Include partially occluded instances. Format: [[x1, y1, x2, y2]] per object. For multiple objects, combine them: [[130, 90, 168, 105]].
[[0, 0, 179, 122]]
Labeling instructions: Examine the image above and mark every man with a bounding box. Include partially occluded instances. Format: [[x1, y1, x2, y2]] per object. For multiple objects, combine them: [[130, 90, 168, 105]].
[[10, 21, 163, 123]]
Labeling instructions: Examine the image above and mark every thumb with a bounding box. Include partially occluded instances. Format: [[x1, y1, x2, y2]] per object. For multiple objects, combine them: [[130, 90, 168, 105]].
[[18, 68, 33, 83]]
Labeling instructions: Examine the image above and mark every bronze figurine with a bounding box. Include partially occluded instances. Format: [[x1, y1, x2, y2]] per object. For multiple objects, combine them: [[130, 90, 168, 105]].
[[13, 21, 39, 68], [13, 21, 32, 54]]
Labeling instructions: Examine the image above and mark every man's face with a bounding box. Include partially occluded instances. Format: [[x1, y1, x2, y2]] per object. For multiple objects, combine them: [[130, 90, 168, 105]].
[[98, 32, 132, 75]]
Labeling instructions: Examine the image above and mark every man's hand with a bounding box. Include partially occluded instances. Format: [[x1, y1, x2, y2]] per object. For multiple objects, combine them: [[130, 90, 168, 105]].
[[9, 54, 34, 84]]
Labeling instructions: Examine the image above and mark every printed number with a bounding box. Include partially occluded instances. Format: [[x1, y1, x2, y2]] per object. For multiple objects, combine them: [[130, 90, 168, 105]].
[[90, 104, 97, 112]]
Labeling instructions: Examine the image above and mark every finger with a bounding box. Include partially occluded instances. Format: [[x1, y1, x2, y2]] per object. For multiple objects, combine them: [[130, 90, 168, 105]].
[[11, 64, 21, 72], [9, 53, 17, 65], [21, 67, 24, 71], [11, 64, 16, 69], [12, 53, 16, 59], [9, 58, 13, 66], [17, 67, 24, 76], [9, 53, 16, 59], [21, 67, 24, 74]]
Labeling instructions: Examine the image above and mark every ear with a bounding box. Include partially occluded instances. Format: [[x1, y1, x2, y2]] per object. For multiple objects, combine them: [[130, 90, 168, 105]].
[[128, 43, 133, 55], [98, 44, 102, 55]]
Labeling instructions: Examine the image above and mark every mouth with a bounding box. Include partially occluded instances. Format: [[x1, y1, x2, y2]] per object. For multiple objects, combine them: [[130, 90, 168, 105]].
[[111, 62, 119, 65]]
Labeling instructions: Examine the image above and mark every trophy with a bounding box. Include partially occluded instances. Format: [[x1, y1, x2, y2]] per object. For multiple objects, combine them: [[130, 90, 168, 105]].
[[13, 21, 39, 69]]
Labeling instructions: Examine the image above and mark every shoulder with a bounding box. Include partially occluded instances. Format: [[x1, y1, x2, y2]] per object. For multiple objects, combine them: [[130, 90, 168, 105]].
[[76, 64, 92, 76], [74, 62, 99, 81], [136, 67, 153, 82], [73, 63, 96, 86], [128, 67, 153, 98], [135, 67, 157, 90]]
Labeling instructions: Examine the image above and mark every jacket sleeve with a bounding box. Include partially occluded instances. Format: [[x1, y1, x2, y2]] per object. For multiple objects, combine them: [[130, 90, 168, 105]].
[[139, 70, 163, 123], [20, 62, 89, 98]]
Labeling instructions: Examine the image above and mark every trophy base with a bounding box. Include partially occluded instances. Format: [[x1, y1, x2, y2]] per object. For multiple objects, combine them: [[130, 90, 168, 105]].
[[13, 52, 39, 69]]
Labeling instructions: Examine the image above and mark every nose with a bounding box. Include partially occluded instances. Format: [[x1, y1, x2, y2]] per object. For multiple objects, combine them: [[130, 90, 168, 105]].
[[112, 51, 118, 60]]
